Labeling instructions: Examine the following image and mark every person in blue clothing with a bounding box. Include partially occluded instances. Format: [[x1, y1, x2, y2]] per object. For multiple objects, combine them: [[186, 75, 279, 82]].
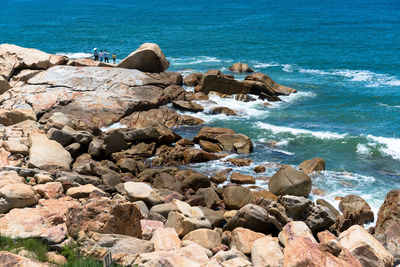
[[93, 48, 98, 61], [99, 50, 104, 62], [104, 50, 109, 63]]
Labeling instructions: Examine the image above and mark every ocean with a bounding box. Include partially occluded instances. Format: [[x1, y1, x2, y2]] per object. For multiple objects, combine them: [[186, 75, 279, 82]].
[[1, 0, 400, 217]]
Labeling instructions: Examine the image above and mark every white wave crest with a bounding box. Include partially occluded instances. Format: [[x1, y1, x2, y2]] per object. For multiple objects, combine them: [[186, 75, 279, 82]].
[[367, 135, 400, 159], [257, 122, 347, 139], [356, 144, 369, 155], [100, 122, 127, 132], [168, 56, 223, 66], [56, 52, 93, 59], [378, 103, 400, 109]]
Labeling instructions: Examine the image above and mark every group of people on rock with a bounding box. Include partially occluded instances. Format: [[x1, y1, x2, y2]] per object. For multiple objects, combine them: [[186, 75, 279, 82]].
[[93, 48, 116, 64]]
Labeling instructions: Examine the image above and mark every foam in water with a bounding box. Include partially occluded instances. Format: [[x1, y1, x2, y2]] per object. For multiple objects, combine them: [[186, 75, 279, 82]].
[[168, 56, 224, 65], [356, 143, 370, 155], [256, 122, 347, 139], [367, 135, 400, 160], [56, 52, 93, 59], [378, 103, 400, 109]]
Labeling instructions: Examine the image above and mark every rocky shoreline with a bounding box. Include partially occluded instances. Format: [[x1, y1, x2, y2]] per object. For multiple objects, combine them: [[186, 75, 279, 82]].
[[0, 43, 398, 266]]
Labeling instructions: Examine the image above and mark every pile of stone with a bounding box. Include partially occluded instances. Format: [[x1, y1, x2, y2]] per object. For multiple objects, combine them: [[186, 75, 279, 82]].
[[0, 43, 397, 266]]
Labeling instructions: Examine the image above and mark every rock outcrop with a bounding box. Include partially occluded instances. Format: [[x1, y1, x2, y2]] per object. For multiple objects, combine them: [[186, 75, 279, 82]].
[[117, 43, 170, 72], [268, 166, 312, 197], [230, 63, 254, 73]]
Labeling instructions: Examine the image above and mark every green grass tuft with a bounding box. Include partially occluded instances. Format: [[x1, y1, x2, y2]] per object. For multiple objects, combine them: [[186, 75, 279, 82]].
[[0, 235, 49, 262]]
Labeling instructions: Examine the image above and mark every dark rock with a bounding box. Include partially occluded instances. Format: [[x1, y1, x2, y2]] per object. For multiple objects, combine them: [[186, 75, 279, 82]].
[[182, 173, 210, 191], [184, 73, 203, 87], [268, 166, 311, 197], [222, 186, 253, 209]]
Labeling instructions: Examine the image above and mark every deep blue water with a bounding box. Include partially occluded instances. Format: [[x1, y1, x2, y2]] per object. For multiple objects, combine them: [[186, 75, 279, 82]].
[[1, 0, 400, 213]]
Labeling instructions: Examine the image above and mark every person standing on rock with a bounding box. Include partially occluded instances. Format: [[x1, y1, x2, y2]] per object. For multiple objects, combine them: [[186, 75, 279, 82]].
[[104, 50, 109, 63], [93, 48, 98, 61], [112, 53, 116, 64], [99, 50, 104, 62]]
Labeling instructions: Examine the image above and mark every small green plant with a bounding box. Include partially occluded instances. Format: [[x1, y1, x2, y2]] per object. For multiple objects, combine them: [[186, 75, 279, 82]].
[[0, 235, 49, 262], [62, 257, 105, 267]]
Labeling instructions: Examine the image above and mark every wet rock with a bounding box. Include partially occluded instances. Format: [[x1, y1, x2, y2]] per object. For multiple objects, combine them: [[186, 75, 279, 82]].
[[223, 186, 253, 209], [199, 70, 252, 95], [66, 198, 142, 238], [184, 73, 203, 87], [279, 195, 313, 220], [299, 157, 325, 174], [230, 63, 254, 73], [251, 236, 283, 267], [254, 165, 266, 173], [230, 172, 256, 185], [28, 130, 72, 172], [375, 189, 400, 264], [216, 133, 253, 154], [339, 225, 394, 267], [245, 72, 296, 96], [199, 140, 222, 152], [172, 100, 204, 112], [331, 194, 374, 234], [210, 106, 237, 116], [226, 158, 252, 167], [117, 42, 170, 72], [268, 165, 311, 197]]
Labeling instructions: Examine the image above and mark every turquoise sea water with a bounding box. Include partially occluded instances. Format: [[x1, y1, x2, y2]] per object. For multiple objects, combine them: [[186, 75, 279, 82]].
[[1, 0, 400, 214]]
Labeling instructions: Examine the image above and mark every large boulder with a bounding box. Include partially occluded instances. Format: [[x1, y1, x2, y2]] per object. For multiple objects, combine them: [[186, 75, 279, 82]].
[[172, 100, 204, 112], [151, 227, 181, 251], [229, 63, 254, 73], [229, 227, 266, 255], [0, 171, 25, 188], [245, 72, 296, 96], [184, 73, 203, 87], [299, 157, 325, 174], [182, 229, 221, 250], [165, 199, 211, 237], [199, 70, 251, 95], [120, 109, 203, 129], [375, 189, 400, 264], [117, 43, 170, 72], [0, 108, 37, 126], [0, 183, 39, 213], [124, 182, 164, 207], [251, 236, 283, 267], [224, 204, 273, 234], [0, 76, 10, 94], [222, 186, 253, 210], [0, 44, 67, 80], [66, 198, 142, 238], [278, 221, 317, 247], [28, 130, 72, 172], [1, 66, 182, 131], [268, 166, 312, 197], [339, 225, 394, 267], [331, 194, 374, 234]]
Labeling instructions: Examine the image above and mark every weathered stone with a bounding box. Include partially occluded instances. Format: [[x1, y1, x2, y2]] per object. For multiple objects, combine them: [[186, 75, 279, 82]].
[[279, 195, 313, 220], [299, 157, 325, 174], [0, 171, 24, 188], [304, 205, 336, 233], [33, 182, 63, 199], [151, 227, 181, 251], [165, 199, 211, 237], [180, 241, 210, 264], [210, 106, 237, 116], [224, 204, 272, 234], [196, 187, 220, 209], [216, 133, 253, 154], [254, 165, 266, 173], [66, 184, 106, 198], [245, 72, 296, 96], [199, 207, 225, 228], [66, 198, 142, 238], [199, 140, 222, 152], [182, 173, 210, 191], [0, 183, 39, 213], [124, 182, 163, 207], [278, 221, 317, 247], [88, 139, 103, 158], [223, 186, 253, 209], [184, 73, 203, 87], [229, 227, 266, 255], [268, 166, 311, 197], [339, 225, 394, 267], [251, 236, 283, 267], [0, 109, 37, 126], [182, 228, 221, 250], [0, 251, 53, 267], [46, 128, 74, 146], [103, 129, 128, 156], [28, 130, 72, 172], [45, 112, 74, 130], [0, 76, 10, 94], [375, 189, 400, 264], [117, 43, 170, 72], [199, 70, 251, 95], [230, 172, 255, 185], [153, 172, 182, 192], [230, 63, 254, 73], [140, 219, 164, 240], [2, 140, 29, 156], [172, 100, 204, 112]]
